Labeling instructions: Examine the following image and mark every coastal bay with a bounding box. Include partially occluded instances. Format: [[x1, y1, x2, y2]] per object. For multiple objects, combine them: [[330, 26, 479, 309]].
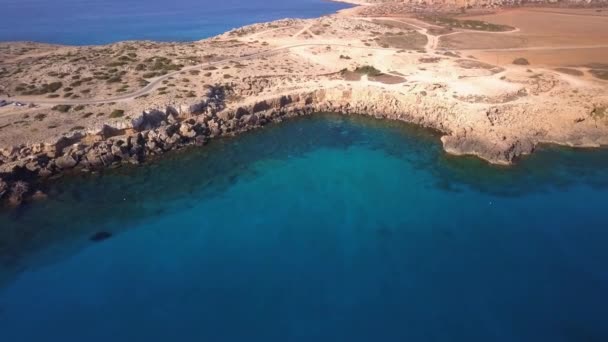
[[2, 114, 608, 341], [1, 2, 607, 187], [1, 1, 608, 340]]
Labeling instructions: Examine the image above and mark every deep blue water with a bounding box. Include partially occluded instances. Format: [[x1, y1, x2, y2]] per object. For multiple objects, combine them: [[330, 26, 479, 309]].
[[0, 0, 350, 45], [1, 114, 608, 341]]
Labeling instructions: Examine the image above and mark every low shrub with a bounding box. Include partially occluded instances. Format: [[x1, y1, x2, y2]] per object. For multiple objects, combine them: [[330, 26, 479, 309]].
[[513, 58, 530, 66], [52, 105, 72, 113], [106, 76, 122, 83], [353, 65, 382, 76], [109, 109, 125, 118]]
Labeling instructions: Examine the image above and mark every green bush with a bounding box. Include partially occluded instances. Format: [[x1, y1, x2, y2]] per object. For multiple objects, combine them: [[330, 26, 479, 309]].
[[106, 76, 122, 83], [109, 109, 125, 118], [21, 82, 63, 95], [52, 105, 72, 113], [47, 82, 63, 92], [353, 65, 382, 76], [513, 58, 530, 66]]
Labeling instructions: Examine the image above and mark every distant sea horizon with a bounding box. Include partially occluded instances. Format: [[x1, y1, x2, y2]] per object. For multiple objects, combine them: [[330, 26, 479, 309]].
[[0, 0, 351, 45]]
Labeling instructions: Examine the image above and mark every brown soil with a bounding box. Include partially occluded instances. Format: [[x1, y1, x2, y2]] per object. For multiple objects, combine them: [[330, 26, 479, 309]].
[[469, 47, 608, 67], [439, 8, 608, 67], [462, 9, 608, 47]]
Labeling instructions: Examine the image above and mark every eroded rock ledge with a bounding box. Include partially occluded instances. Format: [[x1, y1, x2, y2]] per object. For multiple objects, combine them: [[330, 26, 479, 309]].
[[1, 84, 608, 206]]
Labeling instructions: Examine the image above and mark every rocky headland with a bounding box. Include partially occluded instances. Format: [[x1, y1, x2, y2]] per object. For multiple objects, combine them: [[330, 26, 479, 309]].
[[1, 1, 607, 206]]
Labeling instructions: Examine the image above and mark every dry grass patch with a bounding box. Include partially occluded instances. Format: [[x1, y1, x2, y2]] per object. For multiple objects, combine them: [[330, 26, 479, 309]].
[[419, 15, 514, 32], [427, 27, 453, 36], [376, 32, 427, 50], [456, 59, 503, 74], [419, 57, 442, 63], [371, 19, 417, 31]]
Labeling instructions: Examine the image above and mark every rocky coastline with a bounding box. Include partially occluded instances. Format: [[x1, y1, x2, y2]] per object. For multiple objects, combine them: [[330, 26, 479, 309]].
[[1, 86, 436, 206], [3, 81, 605, 207], [2, 2, 608, 207]]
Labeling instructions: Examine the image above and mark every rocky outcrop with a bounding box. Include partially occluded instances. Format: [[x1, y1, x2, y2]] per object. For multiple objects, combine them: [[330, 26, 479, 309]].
[[131, 110, 169, 131], [0, 178, 7, 200], [55, 154, 78, 170], [7, 181, 29, 207]]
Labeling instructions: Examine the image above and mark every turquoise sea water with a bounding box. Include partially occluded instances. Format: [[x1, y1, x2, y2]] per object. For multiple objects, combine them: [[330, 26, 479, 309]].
[[1, 114, 608, 341], [0, 0, 350, 45]]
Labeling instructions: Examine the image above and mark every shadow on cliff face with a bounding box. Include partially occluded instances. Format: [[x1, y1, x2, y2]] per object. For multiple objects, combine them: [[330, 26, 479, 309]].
[[1, 113, 608, 285]]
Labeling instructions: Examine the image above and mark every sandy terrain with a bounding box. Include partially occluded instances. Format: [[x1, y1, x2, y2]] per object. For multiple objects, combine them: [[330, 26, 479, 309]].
[[1, 2, 608, 204], [463, 9, 608, 46], [468, 47, 608, 67]]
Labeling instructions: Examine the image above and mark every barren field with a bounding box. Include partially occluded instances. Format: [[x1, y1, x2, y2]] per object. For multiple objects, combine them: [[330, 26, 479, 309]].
[[436, 8, 608, 68], [463, 8, 608, 47], [469, 47, 608, 68]]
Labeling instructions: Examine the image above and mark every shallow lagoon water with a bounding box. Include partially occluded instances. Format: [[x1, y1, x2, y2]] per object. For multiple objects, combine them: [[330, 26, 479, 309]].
[[1, 114, 608, 341], [0, 0, 351, 45]]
